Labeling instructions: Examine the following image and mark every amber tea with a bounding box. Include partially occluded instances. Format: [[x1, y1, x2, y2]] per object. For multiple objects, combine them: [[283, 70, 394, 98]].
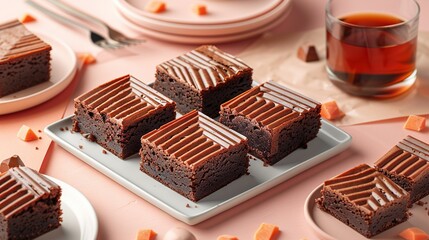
[[325, 0, 419, 97]]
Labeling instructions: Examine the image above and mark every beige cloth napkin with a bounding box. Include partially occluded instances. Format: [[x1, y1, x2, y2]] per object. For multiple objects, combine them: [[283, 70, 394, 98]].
[[239, 28, 429, 126]]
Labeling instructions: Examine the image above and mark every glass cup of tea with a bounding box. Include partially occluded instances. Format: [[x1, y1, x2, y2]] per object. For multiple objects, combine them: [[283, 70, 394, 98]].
[[325, 0, 420, 98]]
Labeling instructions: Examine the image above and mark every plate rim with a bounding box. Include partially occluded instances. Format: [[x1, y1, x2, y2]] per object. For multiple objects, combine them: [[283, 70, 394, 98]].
[[45, 175, 98, 240], [118, 6, 292, 44], [115, 0, 291, 36], [0, 33, 77, 115], [114, 0, 287, 25], [45, 115, 352, 225]]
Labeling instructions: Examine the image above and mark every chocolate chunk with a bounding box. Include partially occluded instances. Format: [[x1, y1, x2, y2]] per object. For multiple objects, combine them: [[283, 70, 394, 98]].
[[297, 44, 319, 62], [0, 155, 25, 173]]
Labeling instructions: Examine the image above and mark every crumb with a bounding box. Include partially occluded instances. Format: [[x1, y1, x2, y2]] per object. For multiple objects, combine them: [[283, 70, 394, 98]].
[[186, 204, 190, 208], [425, 207, 427, 210], [79, 145, 83, 149], [263, 162, 269, 167], [65, 126, 69, 131], [37, 129, 42, 133], [102, 150, 107, 154], [417, 200, 425, 206], [83, 133, 96, 142], [194, 205, 198, 208], [408, 212, 413, 217], [38, 136, 42, 140], [35, 147, 39, 150], [60, 127, 64, 131]]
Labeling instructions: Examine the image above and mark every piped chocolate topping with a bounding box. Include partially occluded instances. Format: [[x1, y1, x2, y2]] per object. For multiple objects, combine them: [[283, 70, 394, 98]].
[[0, 166, 59, 219], [375, 136, 429, 180], [0, 20, 51, 61], [222, 81, 320, 131], [75, 75, 174, 127], [142, 110, 247, 167], [157, 45, 251, 91]]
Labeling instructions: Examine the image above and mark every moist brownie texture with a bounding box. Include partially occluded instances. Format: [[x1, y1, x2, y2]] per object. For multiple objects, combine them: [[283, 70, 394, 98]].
[[0, 166, 62, 240], [375, 136, 429, 205], [219, 81, 321, 165], [154, 45, 253, 118], [140, 110, 249, 202], [73, 74, 176, 159], [0, 20, 51, 97], [316, 164, 409, 238]]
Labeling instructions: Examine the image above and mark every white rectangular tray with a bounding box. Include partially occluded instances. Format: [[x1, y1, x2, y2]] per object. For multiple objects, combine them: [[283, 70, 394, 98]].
[[45, 116, 351, 225]]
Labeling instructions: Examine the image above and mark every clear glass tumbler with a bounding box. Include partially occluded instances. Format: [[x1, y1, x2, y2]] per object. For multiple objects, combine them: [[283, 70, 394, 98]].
[[326, 0, 420, 98]]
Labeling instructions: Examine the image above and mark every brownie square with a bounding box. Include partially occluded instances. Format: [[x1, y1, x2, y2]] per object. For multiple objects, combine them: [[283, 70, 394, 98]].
[[140, 110, 249, 202], [374, 135, 429, 205], [72, 74, 176, 159], [0, 20, 51, 97], [153, 45, 253, 118], [0, 166, 62, 239], [316, 164, 410, 238], [219, 81, 321, 165]]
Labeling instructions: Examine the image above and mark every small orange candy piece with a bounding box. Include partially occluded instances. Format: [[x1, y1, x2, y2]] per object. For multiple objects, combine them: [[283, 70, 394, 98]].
[[145, 1, 166, 13], [254, 223, 279, 240], [136, 229, 157, 240], [321, 100, 345, 120], [404, 115, 426, 132], [77, 53, 97, 65], [217, 235, 239, 240], [399, 227, 429, 240], [17, 125, 38, 141], [192, 4, 207, 16], [20, 14, 36, 23]]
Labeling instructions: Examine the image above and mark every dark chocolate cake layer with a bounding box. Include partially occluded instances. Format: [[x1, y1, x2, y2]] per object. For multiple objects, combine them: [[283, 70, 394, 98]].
[[154, 45, 253, 117], [316, 164, 409, 238], [73, 74, 176, 159], [220, 81, 321, 165], [375, 135, 429, 205], [0, 166, 62, 240], [0, 20, 51, 97], [140, 110, 249, 202]]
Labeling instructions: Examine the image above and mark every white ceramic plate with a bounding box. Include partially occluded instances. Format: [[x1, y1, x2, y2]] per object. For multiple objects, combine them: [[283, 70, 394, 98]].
[[36, 176, 98, 240], [0, 34, 77, 115], [119, 7, 291, 44], [115, 0, 291, 36], [114, 0, 284, 25], [304, 185, 429, 240], [45, 116, 351, 225]]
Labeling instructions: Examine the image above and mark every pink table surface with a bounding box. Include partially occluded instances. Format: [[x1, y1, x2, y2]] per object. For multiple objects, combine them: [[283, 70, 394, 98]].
[[1, 0, 429, 239]]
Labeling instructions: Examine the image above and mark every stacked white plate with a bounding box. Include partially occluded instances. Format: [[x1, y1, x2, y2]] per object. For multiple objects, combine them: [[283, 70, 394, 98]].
[[113, 0, 292, 44]]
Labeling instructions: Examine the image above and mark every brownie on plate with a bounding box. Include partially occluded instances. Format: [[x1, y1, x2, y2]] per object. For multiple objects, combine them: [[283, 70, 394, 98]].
[[0, 166, 62, 239], [140, 110, 249, 202], [72, 74, 176, 159], [219, 81, 321, 165], [153, 45, 253, 118], [374, 135, 429, 205], [0, 20, 51, 97], [316, 164, 410, 238]]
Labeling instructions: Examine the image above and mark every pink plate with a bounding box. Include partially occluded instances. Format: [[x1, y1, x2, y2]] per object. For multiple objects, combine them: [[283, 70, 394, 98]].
[[115, 0, 291, 36], [115, 0, 285, 25], [119, 6, 290, 44], [304, 185, 429, 240]]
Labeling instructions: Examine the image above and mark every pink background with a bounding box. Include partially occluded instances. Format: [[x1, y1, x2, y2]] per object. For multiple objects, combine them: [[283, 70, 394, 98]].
[[1, 0, 429, 239]]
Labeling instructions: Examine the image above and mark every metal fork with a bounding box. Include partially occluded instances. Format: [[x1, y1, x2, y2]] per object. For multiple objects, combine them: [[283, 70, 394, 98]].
[[46, 0, 145, 45], [26, 0, 125, 49]]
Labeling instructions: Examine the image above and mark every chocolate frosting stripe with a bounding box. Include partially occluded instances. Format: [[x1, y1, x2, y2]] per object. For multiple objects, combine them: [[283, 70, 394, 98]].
[[77, 75, 172, 126], [143, 110, 245, 165], [158, 45, 250, 90], [399, 136, 429, 161], [324, 164, 407, 212], [0, 20, 50, 59], [375, 136, 429, 180], [264, 81, 319, 107], [203, 45, 249, 70], [0, 167, 59, 219]]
